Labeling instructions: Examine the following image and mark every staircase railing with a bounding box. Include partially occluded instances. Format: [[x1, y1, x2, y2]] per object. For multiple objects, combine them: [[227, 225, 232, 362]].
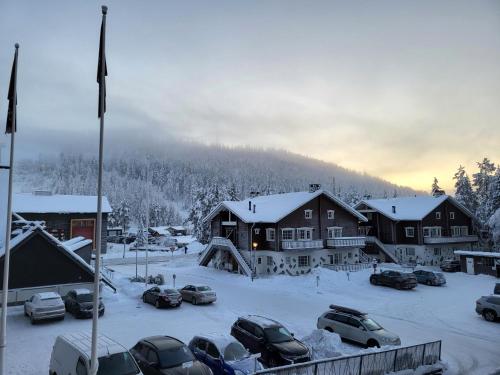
[[199, 237, 252, 276]]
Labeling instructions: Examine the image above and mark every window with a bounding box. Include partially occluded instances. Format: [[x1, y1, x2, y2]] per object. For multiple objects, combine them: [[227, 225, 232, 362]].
[[436, 212, 441, 220], [423, 227, 430, 237], [450, 212, 455, 219], [327, 210, 335, 220], [266, 256, 273, 266], [206, 343, 220, 359], [282, 228, 294, 240], [334, 253, 341, 264], [146, 349, 159, 364], [405, 227, 415, 238], [366, 212, 373, 220], [304, 209, 312, 219], [434, 248, 441, 256], [405, 248, 415, 256], [285, 257, 291, 264], [347, 252, 352, 259], [257, 257, 262, 265], [328, 227, 343, 239], [297, 228, 312, 240], [423, 227, 441, 237], [76, 358, 87, 375], [298, 255, 310, 267], [254, 228, 260, 235], [266, 228, 275, 241], [451, 226, 468, 237]]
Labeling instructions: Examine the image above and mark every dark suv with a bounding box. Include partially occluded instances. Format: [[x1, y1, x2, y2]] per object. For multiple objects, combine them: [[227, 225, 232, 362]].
[[65, 289, 104, 318], [230, 315, 310, 367], [440, 260, 461, 272], [370, 270, 417, 290]]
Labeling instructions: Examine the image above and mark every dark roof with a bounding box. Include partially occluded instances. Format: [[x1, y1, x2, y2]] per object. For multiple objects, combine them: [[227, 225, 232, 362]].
[[240, 315, 282, 328], [143, 336, 185, 350]]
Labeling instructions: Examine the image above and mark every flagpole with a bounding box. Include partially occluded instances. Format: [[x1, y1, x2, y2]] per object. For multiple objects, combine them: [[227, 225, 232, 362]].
[[90, 6, 107, 375], [0, 43, 19, 375]]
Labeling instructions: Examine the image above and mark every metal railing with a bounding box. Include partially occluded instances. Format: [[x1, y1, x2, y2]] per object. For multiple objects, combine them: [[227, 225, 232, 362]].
[[282, 240, 323, 250], [327, 237, 366, 248], [323, 263, 373, 272], [253, 340, 442, 375], [423, 235, 478, 244]]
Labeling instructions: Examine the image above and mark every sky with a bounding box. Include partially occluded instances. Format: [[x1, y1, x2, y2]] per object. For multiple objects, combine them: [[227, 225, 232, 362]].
[[0, 0, 499, 192]]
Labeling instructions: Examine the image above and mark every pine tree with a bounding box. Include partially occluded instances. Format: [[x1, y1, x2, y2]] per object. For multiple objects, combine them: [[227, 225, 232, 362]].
[[473, 158, 496, 224], [431, 177, 441, 194], [453, 166, 477, 214], [487, 167, 500, 216]]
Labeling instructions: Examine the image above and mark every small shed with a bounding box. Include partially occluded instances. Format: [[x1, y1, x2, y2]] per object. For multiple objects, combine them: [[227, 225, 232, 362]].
[[455, 250, 500, 278], [167, 226, 188, 236]]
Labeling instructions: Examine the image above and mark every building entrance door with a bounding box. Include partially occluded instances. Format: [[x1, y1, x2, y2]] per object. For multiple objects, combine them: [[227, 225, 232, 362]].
[[466, 257, 474, 274]]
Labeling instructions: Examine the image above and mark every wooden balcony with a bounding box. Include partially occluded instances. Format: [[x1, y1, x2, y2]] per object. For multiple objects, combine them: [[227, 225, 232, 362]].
[[281, 240, 323, 250], [423, 235, 478, 244], [327, 237, 366, 248]]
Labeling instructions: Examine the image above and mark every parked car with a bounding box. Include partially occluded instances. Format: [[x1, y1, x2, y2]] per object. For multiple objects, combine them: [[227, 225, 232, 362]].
[[230, 315, 310, 367], [50, 332, 142, 375], [413, 270, 446, 286], [24, 292, 65, 324], [494, 283, 500, 295], [179, 285, 217, 305], [369, 270, 417, 290], [130, 336, 212, 375], [476, 295, 500, 322], [189, 333, 263, 375], [440, 260, 461, 272], [317, 305, 401, 348], [142, 287, 182, 308], [65, 288, 105, 319]]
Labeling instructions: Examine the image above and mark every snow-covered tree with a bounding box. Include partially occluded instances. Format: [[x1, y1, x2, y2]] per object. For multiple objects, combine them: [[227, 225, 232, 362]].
[[453, 166, 477, 214], [431, 177, 441, 194], [473, 158, 496, 224], [488, 168, 500, 216], [487, 208, 500, 250]]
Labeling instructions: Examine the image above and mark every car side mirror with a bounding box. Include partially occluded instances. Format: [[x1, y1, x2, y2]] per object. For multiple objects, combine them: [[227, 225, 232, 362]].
[[148, 361, 159, 369], [290, 333, 295, 337]]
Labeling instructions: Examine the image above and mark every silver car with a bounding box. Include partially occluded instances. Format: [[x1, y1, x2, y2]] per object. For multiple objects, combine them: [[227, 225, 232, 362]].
[[24, 292, 65, 324], [317, 305, 401, 348], [179, 284, 217, 305], [476, 295, 500, 322]]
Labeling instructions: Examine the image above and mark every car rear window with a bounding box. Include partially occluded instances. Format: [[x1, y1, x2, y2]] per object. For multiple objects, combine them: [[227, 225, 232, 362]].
[[97, 352, 140, 375], [487, 296, 500, 305], [158, 345, 194, 369], [197, 286, 211, 292]]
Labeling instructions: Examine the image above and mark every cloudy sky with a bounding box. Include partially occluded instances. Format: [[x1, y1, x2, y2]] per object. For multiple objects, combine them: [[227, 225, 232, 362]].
[[0, 0, 499, 191]]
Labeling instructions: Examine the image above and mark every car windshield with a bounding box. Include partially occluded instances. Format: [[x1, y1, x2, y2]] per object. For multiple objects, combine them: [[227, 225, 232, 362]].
[[264, 326, 294, 343], [197, 286, 211, 292], [158, 345, 194, 369], [223, 342, 249, 361], [76, 293, 93, 303], [360, 318, 383, 331], [164, 289, 178, 294], [97, 352, 140, 375]]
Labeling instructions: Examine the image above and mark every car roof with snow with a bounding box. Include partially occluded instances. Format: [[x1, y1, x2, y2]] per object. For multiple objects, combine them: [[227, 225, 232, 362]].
[[58, 332, 128, 358], [240, 315, 281, 328], [36, 292, 61, 299], [193, 333, 240, 351], [72, 288, 92, 295], [141, 336, 185, 350]]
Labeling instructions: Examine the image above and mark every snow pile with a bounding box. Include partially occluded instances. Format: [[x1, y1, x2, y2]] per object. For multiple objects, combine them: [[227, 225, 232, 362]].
[[301, 329, 343, 360], [386, 362, 447, 374]]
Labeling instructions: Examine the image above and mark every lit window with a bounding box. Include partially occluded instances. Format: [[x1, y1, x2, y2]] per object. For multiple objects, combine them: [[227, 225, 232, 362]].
[[405, 227, 415, 238], [304, 209, 313, 219], [327, 210, 335, 220]]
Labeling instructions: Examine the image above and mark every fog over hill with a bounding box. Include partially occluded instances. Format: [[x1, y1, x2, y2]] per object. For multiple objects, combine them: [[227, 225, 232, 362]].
[[14, 139, 423, 225]]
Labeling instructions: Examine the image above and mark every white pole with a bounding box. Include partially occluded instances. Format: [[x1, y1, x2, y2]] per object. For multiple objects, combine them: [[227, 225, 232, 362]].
[[90, 7, 107, 375], [145, 157, 149, 288], [0, 43, 19, 375]]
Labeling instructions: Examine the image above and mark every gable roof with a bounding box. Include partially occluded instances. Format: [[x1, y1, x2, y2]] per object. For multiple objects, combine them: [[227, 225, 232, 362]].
[[356, 195, 473, 221], [204, 190, 367, 223], [13, 193, 112, 214]]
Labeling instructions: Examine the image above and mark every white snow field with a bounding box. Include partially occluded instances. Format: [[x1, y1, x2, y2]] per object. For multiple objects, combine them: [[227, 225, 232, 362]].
[[4, 254, 500, 375]]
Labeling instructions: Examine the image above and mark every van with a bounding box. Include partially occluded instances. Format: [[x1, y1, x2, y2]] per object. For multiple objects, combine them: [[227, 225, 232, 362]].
[[49, 332, 142, 375]]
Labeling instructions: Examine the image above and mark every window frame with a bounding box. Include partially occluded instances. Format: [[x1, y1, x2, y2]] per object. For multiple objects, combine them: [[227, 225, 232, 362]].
[[327, 210, 335, 220], [297, 227, 313, 241], [281, 228, 294, 241], [298, 255, 310, 267], [435, 212, 441, 220], [449, 211, 455, 220], [304, 209, 313, 219], [266, 228, 275, 241], [405, 227, 415, 238], [327, 227, 343, 239]]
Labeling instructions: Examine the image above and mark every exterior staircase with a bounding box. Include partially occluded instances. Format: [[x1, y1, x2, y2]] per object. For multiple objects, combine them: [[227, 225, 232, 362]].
[[365, 236, 399, 263], [199, 237, 253, 276], [358, 249, 373, 264]]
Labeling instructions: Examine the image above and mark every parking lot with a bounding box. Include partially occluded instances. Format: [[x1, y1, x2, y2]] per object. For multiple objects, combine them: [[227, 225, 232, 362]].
[[4, 254, 500, 375]]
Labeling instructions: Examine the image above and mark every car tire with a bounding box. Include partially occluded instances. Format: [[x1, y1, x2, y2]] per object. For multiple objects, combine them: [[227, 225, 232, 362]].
[[192, 298, 197, 305], [370, 278, 377, 285], [30, 314, 36, 325], [426, 280, 432, 286], [143, 295, 147, 303], [325, 326, 334, 333], [155, 299, 161, 309], [483, 310, 497, 322], [395, 282, 402, 290], [24, 307, 28, 317], [367, 339, 379, 348]]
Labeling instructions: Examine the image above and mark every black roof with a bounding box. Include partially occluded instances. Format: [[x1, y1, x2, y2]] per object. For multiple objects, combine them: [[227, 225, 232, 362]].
[[142, 336, 185, 350]]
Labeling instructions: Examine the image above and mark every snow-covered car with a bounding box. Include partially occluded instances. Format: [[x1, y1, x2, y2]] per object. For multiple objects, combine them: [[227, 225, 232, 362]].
[[65, 288, 105, 319], [50, 332, 142, 375], [130, 336, 212, 375], [189, 333, 263, 375], [24, 292, 65, 324], [369, 270, 417, 290], [476, 295, 500, 322], [413, 270, 446, 286], [317, 305, 401, 348], [179, 285, 217, 305], [142, 287, 182, 308]]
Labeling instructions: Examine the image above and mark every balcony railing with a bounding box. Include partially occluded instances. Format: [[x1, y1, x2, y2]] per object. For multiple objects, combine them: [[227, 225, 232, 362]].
[[281, 240, 323, 250], [423, 235, 478, 244], [327, 237, 366, 248]]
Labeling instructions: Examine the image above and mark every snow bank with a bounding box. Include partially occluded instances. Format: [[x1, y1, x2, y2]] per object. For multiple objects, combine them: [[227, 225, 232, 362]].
[[301, 329, 343, 360]]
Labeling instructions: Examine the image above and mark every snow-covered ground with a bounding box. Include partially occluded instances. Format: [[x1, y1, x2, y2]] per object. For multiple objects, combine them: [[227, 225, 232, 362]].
[[104, 236, 202, 259], [4, 255, 500, 375]]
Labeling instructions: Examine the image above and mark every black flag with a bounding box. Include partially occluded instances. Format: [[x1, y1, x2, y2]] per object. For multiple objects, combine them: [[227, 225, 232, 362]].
[[97, 6, 108, 118], [6, 44, 19, 134]]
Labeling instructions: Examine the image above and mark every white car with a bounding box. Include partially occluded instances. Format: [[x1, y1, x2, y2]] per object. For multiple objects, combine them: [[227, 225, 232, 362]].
[[317, 305, 401, 348], [50, 332, 142, 375], [24, 292, 65, 324]]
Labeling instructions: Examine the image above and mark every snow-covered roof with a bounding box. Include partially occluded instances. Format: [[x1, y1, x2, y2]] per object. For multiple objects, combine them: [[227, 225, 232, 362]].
[[356, 195, 473, 221], [455, 250, 500, 258], [205, 190, 367, 223], [194, 333, 238, 352], [169, 226, 186, 231], [58, 332, 127, 358], [13, 193, 112, 214], [64, 238, 93, 252], [150, 226, 171, 236], [36, 291, 61, 299]]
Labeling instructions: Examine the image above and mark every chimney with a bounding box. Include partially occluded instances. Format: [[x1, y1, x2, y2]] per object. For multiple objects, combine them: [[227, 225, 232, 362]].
[[309, 184, 321, 193], [253, 204, 256, 214], [392, 206, 396, 214], [248, 201, 252, 211]]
